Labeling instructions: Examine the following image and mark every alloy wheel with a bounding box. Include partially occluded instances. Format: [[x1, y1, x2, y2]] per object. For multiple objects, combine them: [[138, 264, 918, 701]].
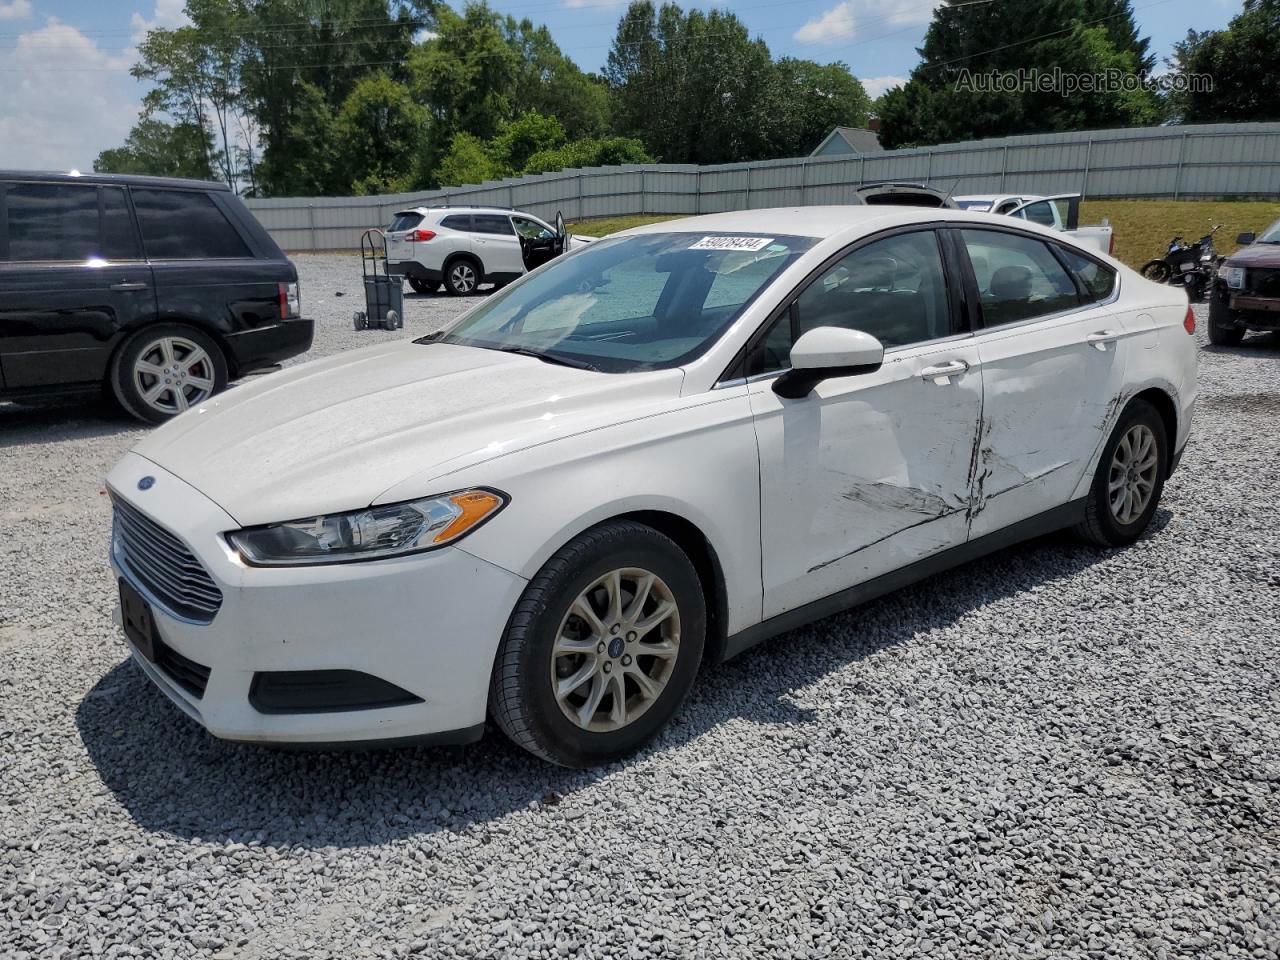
[[450, 262, 476, 293], [1108, 423, 1159, 524], [132, 336, 216, 416], [551, 568, 681, 733]]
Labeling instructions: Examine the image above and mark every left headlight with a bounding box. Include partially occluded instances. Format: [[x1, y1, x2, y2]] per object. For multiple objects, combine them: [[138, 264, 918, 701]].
[[227, 488, 506, 566]]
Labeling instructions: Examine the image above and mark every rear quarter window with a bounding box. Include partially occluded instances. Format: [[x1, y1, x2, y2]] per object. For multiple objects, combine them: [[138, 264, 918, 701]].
[[131, 188, 251, 260], [439, 214, 472, 231], [1056, 246, 1116, 302]]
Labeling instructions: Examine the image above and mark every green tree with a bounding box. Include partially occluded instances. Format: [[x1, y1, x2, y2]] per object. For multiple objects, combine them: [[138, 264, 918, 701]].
[[334, 72, 427, 194], [766, 58, 871, 157], [435, 131, 504, 185], [491, 112, 566, 172], [523, 136, 652, 175], [605, 2, 775, 164], [1170, 0, 1280, 123], [94, 118, 214, 179], [502, 17, 608, 140], [878, 0, 1161, 148]]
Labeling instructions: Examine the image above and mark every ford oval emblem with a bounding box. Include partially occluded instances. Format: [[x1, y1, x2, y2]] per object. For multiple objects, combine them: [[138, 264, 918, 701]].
[[137, 476, 155, 491]]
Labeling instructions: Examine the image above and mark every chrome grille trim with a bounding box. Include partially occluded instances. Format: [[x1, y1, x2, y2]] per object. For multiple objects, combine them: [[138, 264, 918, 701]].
[[111, 495, 223, 623]]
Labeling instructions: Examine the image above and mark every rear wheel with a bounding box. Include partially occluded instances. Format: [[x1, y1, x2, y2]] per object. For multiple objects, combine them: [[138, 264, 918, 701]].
[[110, 324, 228, 425], [1074, 399, 1167, 547], [489, 521, 706, 767], [1140, 260, 1172, 283], [1207, 293, 1245, 346], [444, 258, 480, 296]]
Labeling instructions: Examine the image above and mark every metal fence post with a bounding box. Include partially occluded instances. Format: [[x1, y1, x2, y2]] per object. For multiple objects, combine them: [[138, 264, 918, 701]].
[[744, 165, 751, 210], [1000, 144, 1009, 192], [1173, 132, 1189, 200], [925, 150, 933, 186], [800, 158, 808, 206], [307, 203, 316, 252], [1081, 137, 1093, 199]]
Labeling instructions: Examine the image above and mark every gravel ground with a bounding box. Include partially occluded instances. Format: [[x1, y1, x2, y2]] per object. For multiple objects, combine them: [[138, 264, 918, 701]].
[[1, 256, 1278, 959]]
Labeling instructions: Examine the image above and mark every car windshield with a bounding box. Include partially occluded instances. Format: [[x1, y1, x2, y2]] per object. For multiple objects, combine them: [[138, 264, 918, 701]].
[[436, 232, 815, 372], [1257, 219, 1280, 243]]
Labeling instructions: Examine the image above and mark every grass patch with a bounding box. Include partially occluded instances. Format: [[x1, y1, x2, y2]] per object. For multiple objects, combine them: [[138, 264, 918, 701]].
[[571, 200, 1280, 271]]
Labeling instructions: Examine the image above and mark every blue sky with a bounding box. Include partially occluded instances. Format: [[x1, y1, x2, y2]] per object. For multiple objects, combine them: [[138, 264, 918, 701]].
[[0, 0, 1237, 171]]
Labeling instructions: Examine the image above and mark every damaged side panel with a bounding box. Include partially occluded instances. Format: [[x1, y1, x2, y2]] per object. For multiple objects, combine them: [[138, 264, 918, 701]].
[[967, 308, 1132, 539]]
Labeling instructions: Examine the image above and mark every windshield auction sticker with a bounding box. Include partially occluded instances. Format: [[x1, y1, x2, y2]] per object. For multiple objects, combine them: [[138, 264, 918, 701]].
[[690, 236, 775, 252]]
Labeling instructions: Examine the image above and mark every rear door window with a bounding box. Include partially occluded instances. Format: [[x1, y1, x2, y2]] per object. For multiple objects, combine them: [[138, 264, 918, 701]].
[[472, 214, 516, 236], [131, 188, 251, 260], [961, 229, 1080, 326], [1055, 246, 1116, 302], [4, 182, 100, 262]]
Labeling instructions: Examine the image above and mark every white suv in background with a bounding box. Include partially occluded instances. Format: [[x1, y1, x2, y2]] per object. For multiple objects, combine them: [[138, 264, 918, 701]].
[[384, 206, 593, 296]]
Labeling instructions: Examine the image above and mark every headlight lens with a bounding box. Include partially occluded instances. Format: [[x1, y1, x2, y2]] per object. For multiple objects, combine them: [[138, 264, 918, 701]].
[[227, 489, 506, 566], [1217, 264, 1245, 288]]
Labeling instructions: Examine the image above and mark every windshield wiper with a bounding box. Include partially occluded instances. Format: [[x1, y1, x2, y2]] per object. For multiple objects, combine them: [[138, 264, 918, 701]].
[[491, 345, 600, 371]]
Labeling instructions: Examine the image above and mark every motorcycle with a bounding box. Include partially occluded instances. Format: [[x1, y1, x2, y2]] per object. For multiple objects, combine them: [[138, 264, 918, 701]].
[[1140, 225, 1222, 301]]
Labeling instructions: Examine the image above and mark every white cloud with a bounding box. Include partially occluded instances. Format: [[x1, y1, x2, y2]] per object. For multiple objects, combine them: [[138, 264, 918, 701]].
[[794, 2, 856, 43], [860, 74, 906, 98], [794, 0, 941, 45], [130, 0, 189, 44], [0, 0, 33, 21], [0, 18, 139, 170]]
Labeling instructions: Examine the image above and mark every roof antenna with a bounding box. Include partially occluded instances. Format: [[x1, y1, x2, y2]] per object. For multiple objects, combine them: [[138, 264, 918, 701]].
[[941, 178, 960, 206]]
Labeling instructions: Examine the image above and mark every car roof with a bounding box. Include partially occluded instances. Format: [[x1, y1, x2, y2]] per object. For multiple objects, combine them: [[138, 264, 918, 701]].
[[0, 169, 230, 191], [615, 205, 1070, 242], [400, 206, 537, 218]]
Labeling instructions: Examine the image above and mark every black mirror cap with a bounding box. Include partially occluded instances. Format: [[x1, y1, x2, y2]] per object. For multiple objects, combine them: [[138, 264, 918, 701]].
[[1237, 232, 1256, 245], [772, 361, 884, 399]]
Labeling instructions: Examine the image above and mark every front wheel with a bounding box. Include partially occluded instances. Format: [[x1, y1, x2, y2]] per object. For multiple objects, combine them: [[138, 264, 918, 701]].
[[1074, 399, 1168, 547], [489, 521, 706, 767], [1140, 260, 1172, 283], [1207, 294, 1245, 346], [110, 324, 228, 425]]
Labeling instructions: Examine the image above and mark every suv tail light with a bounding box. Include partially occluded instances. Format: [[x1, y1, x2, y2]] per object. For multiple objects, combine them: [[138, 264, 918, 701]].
[[279, 281, 300, 320], [1183, 305, 1196, 335], [409, 229, 436, 242], [1108, 233, 1116, 257]]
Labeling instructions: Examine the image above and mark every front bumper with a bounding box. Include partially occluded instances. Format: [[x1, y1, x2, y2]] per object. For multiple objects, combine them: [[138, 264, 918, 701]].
[[105, 453, 527, 746], [224, 317, 315, 376]]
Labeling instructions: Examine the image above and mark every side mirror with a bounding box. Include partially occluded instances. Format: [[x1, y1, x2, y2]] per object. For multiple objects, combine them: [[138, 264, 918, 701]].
[[1236, 232, 1256, 245], [773, 327, 884, 399]]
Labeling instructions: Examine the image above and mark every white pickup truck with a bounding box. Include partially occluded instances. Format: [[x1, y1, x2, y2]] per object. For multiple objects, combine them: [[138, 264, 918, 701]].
[[954, 193, 1115, 256]]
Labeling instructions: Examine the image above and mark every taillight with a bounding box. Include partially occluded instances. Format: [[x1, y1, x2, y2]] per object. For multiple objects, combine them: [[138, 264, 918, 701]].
[[1183, 305, 1196, 335], [279, 281, 300, 319], [409, 229, 436, 242], [1108, 233, 1116, 257]]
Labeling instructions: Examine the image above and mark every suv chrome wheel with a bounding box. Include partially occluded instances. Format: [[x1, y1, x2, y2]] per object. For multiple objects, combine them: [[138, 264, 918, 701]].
[[551, 567, 681, 733], [1108, 423, 1159, 524], [132, 335, 216, 415]]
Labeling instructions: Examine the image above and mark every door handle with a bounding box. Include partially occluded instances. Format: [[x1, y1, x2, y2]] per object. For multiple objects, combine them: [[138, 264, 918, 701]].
[[109, 281, 148, 291], [1085, 330, 1121, 350], [919, 359, 969, 383]]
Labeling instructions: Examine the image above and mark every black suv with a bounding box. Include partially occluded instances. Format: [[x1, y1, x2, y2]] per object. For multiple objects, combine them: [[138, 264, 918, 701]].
[[0, 171, 313, 423]]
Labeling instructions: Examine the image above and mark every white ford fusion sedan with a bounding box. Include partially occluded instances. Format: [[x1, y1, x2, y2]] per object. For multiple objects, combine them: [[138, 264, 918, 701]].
[[107, 206, 1197, 766]]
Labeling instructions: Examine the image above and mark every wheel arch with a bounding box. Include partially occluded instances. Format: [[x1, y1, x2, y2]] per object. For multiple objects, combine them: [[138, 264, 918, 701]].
[[1130, 387, 1177, 474], [107, 316, 236, 380], [442, 250, 483, 282]]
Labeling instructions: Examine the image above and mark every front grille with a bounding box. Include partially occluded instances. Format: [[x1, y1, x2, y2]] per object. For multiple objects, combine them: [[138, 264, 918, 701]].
[[1246, 267, 1280, 298], [154, 636, 211, 698], [112, 496, 223, 623]]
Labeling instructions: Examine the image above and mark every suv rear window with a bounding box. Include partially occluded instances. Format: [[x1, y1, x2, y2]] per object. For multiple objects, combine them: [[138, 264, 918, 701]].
[[2, 182, 142, 262], [389, 212, 422, 232], [131, 188, 251, 260]]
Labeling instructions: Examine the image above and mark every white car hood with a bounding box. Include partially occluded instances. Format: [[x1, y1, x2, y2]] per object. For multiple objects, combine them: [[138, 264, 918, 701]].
[[131, 340, 683, 526]]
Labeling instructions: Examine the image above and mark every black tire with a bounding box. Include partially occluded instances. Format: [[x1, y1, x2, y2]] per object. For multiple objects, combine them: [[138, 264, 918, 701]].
[[1074, 398, 1168, 548], [443, 257, 481, 296], [109, 323, 228, 425], [407, 277, 436, 295], [1140, 260, 1172, 283], [1207, 292, 1245, 346], [489, 521, 706, 768]]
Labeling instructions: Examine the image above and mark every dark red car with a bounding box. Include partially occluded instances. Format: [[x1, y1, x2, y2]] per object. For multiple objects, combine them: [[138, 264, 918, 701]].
[[1209, 219, 1280, 346]]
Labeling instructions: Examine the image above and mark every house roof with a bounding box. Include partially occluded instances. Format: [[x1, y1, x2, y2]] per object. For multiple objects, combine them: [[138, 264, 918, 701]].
[[810, 126, 884, 157]]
